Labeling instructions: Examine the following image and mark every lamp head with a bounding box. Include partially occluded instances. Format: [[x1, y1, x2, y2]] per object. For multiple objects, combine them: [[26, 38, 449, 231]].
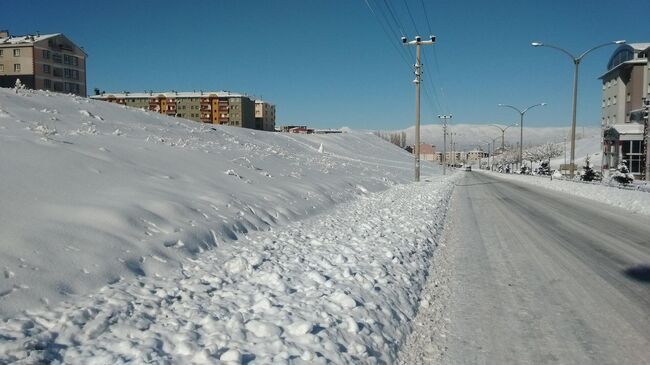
[[614, 40, 626, 44], [541, 102, 547, 106], [401, 36, 407, 44], [531, 42, 543, 47], [415, 35, 421, 42]]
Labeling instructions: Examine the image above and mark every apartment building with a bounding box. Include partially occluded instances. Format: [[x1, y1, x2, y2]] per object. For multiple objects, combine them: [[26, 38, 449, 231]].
[[91, 91, 264, 130], [466, 149, 489, 162], [255, 100, 276, 132], [600, 43, 650, 179], [0, 30, 87, 96]]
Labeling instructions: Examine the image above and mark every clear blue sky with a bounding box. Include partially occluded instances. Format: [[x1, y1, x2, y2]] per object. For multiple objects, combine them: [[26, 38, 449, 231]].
[[3, 0, 649, 129]]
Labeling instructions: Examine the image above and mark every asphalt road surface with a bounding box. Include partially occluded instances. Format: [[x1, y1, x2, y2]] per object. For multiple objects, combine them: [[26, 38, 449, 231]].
[[400, 171, 650, 364]]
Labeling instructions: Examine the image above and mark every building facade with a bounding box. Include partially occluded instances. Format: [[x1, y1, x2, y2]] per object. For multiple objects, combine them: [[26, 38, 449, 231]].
[[600, 43, 650, 179], [465, 149, 488, 162], [255, 100, 276, 132], [91, 91, 267, 130], [0, 30, 87, 96]]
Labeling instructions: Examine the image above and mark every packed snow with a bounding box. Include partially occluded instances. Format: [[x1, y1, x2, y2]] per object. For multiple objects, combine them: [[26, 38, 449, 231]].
[[479, 170, 650, 216], [0, 87, 457, 363]]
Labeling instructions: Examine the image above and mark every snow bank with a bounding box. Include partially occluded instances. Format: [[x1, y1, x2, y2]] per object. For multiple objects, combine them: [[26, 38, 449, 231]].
[[479, 171, 650, 216], [0, 175, 458, 364], [0, 87, 440, 317]]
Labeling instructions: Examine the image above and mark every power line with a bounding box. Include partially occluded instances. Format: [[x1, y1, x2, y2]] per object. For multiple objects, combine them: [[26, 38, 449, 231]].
[[362, 0, 414, 71], [401, 0, 420, 36]]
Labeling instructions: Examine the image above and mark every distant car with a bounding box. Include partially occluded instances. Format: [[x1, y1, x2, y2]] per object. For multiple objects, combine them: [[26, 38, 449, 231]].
[[465, 166, 472, 171]]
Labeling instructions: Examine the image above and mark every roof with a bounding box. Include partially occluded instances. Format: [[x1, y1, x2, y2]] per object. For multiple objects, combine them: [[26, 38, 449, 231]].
[[627, 43, 650, 51], [0, 33, 60, 46], [90, 91, 248, 99], [610, 123, 644, 135], [599, 58, 648, 79]]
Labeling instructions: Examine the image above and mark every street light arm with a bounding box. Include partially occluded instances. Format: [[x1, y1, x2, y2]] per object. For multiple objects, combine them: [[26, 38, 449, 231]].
[[532, 43, 576, 61], [577, 40, 625, 61], [489, 124, 506, 133], [522, 102, 547, 114], [498, 104, 523, 114], [503, 124, 517, 132]]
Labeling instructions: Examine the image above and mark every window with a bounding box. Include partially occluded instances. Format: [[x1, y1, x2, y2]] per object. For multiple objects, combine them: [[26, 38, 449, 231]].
[[14, 64, 20, 72], [626, 93, 631, 102], [42, 50, 50, 59], [53, 82, 63, 91], [63, 68, 79, 80], [44, 79, 51, 89], [0, 49, 3, 57], [607, 98, 611, 106], [0, 64, 3, 72], [602, 99, 606, 108], [64, 82, 80, 94], [52, 53, 62, 63], [43, 64, 50, 73], [13, 49, 20, 57], [613, 95, 617, 105], [53, 67, 62, 77]]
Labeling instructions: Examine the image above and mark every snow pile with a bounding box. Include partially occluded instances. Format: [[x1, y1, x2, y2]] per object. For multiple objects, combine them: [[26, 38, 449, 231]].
[[0, 87, 440, 317], [0, 176, 457, 364], [480, 171, 650, 216]]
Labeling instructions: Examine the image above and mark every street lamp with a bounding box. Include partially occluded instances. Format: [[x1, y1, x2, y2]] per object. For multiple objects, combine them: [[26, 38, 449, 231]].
[[480, 137, 500, 170], [489, 123, 518, 153], [531, 40, 625, 178], [498, 103, 547, 171]]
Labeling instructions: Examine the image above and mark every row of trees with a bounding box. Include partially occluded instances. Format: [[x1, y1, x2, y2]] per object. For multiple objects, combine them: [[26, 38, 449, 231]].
[[373, 131, 407, 148], [490, 142, 563, 172]]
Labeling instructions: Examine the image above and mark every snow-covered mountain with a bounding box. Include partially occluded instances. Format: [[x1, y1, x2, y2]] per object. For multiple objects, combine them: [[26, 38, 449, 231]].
[[0, 87, 441, 317], [392, 123, 600, 150]]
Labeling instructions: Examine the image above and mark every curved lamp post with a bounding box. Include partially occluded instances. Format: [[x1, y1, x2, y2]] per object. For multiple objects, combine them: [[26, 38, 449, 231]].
[[489, 123, 518, 153], [497, 103, 547, 171], [531, 40, 625, 177]]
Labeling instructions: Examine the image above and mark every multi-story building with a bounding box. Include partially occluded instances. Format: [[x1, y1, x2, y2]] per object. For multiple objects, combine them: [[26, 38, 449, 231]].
[[600, 43, 650, 179], [0, 30, 87, 96], [435, 151, 464, 165], [255, 100, 276, 132], [465, 149, 488, 162], [91, 91, 264, 130]]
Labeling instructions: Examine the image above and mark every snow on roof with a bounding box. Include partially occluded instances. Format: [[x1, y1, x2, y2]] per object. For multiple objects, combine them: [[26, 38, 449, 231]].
[[91, 91, 247, 99], [628, 43, 650, 51], [0, 33, 60, 46], [610, 123, 644, 135]]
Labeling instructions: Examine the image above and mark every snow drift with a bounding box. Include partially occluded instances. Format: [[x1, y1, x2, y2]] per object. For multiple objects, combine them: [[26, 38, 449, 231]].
[[0, 87, 440, 317]]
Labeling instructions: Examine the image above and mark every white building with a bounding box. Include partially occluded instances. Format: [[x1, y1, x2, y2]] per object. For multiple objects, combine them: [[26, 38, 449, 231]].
[[600, 43, 650, 179]]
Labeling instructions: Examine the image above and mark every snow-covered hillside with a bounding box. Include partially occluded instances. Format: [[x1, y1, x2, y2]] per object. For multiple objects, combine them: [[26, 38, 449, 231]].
[[393, 123, 600, 150], [548, 134, 602, 170], [0, 88, 441, 318]]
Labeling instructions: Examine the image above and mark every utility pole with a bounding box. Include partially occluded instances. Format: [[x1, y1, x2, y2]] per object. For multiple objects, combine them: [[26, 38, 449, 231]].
[[403, 35, 436, 182], [642, 99, 649, 180], [449, 132, 455, 168], [438, 115, 452, 175]]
